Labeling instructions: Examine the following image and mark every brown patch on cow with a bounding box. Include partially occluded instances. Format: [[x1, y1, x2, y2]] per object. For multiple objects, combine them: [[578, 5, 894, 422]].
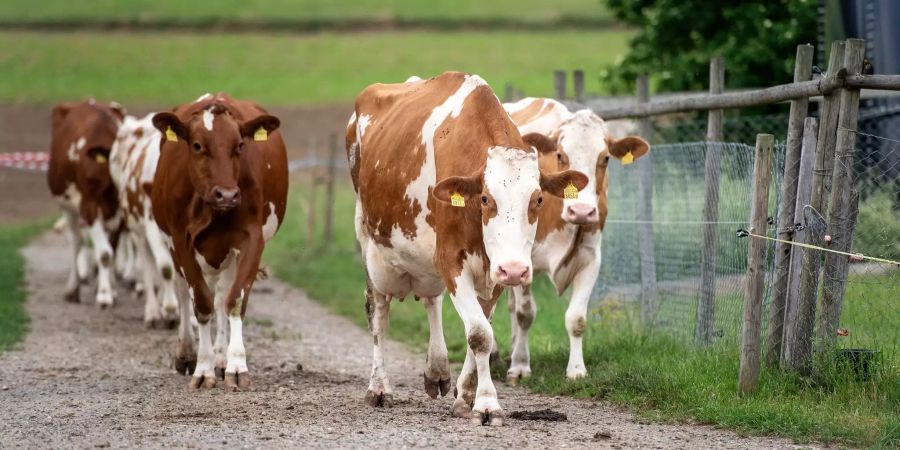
[[161, 265, 173, 280], [480, 192, 497, 226], [467, 326, 491, 354], [521, 284, 531, 296], [508, 98, 546, 126], [571, 316, 586, 338], [516, 310, 534, 329]]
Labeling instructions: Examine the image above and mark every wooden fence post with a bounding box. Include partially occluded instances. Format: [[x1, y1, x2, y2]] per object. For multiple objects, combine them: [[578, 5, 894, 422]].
[[554, 70, 567, 100], [573, 70, 585, 103], [504, 83, 514, 103], [695, 56, 724, 345], [781, 118, 820, 373], [818, 38, 866, 353], [635, 75, 658, 328], [739, 133, 774, 395], [810, 40, 847, 217], [306, 137, 318, 244], [765, 44, 814, 366], [323, 132, 339, 246]]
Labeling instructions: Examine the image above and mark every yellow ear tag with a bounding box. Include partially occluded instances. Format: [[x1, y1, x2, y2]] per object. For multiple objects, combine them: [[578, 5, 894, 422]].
[[621, 151, 634, 165], [450, 192, 466, 207], [165, 126, 178, 142], [94, 153, 107, 164], [564, 183, 579, 199], [254, 127, 268, 142]]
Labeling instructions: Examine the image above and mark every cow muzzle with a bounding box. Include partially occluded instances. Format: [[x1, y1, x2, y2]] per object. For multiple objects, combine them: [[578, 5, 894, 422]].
[[565, 203, 598, 225], [209, 186, 241, 211], [495, 261, 531, 286]]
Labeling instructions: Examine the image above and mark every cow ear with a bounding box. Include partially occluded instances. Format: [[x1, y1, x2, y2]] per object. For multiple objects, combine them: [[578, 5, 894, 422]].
[[540, 169, 588, 198], [433, 173, 483, 205], [522, 133, 557, 155], [52, 102, 77, 129], [241, 114, 280, 139], [607, 136, 649, 162], [152, 112, 188, 141], [108, 101, 127, 120]]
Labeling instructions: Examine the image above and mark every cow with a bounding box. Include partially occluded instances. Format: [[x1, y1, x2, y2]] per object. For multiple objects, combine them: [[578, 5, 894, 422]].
[[346, 72, 588, 425], [47, 99, 125, 307], [150, 93, 288, 390], [109, 113, 180, 328], [502, 97, 649, 381]]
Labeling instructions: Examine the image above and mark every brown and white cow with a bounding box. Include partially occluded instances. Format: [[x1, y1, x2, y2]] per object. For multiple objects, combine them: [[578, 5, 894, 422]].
[[502, 97, 649, 380], [347, 73, 587, 425], [47, 99, 125, 307], [150, 93, 288, 389], [109, 113, 180, 328]]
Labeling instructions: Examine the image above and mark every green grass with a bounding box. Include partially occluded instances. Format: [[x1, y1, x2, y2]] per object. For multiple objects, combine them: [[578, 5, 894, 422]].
[[0, 0, 612, 24], [266, 182, 899, 447], [0, 30, 630, 106], [0, 222, 47, 351]]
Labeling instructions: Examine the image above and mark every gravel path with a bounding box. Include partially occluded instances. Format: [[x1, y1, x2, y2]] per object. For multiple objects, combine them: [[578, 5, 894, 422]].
[[0, 232, 811, 449]]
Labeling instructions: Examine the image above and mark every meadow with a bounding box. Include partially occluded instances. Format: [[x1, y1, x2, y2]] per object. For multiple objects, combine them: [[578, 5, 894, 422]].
[[0, 0, 612, 24], [0, 222, 47, 350], [265, 181, 899, 448], [0, 30, 630, 106]]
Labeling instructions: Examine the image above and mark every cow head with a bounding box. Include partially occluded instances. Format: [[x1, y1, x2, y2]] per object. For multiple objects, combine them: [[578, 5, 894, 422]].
[[433, 147, 588, 286], [152, 105, 279, 212], [549, 110, 649, 227]]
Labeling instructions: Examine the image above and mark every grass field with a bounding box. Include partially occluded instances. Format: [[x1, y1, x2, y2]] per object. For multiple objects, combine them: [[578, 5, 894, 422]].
[[0, 222, 47, 351], [0, 0, 611, 24], [265, 182, 899, 447], [0, 30, 630, 106]]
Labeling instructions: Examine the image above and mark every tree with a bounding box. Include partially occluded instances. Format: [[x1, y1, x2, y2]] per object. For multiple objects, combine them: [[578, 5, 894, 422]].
[[601, 0, 817, 93]]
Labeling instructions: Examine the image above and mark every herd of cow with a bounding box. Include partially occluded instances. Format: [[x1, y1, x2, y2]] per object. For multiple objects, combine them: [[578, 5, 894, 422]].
[[46, 71, 649, 426]]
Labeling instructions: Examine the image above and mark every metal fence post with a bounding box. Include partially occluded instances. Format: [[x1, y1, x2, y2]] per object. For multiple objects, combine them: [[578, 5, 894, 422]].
[[695, 57, 724, 345], [818, 38, 866, 353], [573, 70, 585, 103], [323, 132, 339, 246], [554, 70, 567, 100], [739, 133, 774, 395], [781, 118, 820, 373], [636, 75, 658, 328], [765, 44, 814, 366]]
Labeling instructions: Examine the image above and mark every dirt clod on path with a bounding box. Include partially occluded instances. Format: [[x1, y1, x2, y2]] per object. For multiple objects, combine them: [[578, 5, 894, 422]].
[[0, 232, 813, 449]]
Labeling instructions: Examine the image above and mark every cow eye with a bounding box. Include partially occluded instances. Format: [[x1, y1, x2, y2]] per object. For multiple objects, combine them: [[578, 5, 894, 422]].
[[481, 195, 489, 205], [192, 142, 202, 153], [537, 196, 543, 206]]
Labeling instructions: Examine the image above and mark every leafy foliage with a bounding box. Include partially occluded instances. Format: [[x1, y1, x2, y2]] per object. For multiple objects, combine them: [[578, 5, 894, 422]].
[[601, 0, 817, 93]]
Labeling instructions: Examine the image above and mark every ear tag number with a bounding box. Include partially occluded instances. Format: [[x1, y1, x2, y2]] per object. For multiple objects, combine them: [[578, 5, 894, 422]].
[[450, 192, 466, 207], [94, 153, 107, 164], [165, 126, 178, 142], [564, 183, 579, 199], [621, 151, 634, 165], [254, 127, 268, 141]]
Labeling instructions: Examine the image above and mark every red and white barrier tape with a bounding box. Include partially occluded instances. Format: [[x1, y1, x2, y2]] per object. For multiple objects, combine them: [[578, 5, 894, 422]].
[[0, 152, 50, 172]]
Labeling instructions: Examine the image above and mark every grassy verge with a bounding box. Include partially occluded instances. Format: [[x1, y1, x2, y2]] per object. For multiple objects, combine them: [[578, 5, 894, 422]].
[[0, 30, 630, 106], [266, 182, 899, 447], [0, 0, 611, 24], [0, 222, 47, 351]]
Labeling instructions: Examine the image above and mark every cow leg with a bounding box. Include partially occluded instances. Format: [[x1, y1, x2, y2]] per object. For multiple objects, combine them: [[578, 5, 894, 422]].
[[507, 285, 535, 384], [137, 238, 162, 328], [173, 276, 196, 375], [145, 219, 178, 327], [190, 317, 217, 389], [422, 295, 451, 398], [88, 219, 115, 308], [115, 230, 135, 286], [564, 258, 600, 379], [63, 210, 83, 302], [212, 262, 236, 381], [365, 285, 393, 406], [448, 275, 503, 426], [223, 234, 264, 391]]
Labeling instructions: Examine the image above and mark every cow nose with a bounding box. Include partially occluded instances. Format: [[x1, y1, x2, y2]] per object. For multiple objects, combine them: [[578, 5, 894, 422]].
[[212, 187, 241, 210], [566, 203, 598, 224], [497, 261, 530, 286]]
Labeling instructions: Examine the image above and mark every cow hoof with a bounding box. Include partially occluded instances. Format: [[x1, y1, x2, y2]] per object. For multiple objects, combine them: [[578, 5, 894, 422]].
[[224, 372, 249, 391], [215, 367, 226, 380], [450, 398, 472, 419], [173, 354, 197, 376], [162, 318, 178, 330], [189, 375, 216, 390], [566, 368, 588, 380], [364, 390, 393, 408], [489, 348, 501, 365], [423, 372, 452, 399], [506, 374, 520, 386], [471, 409, 504, 427], [64, 288, 80, 303], [507, 367, 531, 386]]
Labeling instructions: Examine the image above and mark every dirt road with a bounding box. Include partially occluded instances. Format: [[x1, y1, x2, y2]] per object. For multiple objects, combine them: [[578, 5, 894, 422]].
[[0, 232, 809, 449]]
